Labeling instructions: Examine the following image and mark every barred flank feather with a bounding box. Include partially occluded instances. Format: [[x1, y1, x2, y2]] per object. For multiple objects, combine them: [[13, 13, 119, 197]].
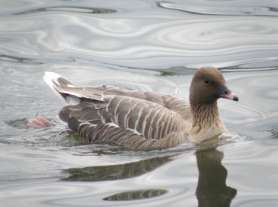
[[44, 68, 230, 150]]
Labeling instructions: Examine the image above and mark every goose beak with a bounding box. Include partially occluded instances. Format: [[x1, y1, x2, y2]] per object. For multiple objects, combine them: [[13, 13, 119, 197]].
[[222, 92, 239, 101], [219, 86, 239, 102]]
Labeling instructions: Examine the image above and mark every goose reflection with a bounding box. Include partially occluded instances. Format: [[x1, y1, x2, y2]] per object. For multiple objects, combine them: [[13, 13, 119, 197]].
[[196, 148, 237, 207], [63, 155, 172, 200], [63, 155, 172, 181], [63, 148, 237, 204]]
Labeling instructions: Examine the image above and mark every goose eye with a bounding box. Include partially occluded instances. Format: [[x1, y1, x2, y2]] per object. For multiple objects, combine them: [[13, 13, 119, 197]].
[[204, 80, 210, 84]]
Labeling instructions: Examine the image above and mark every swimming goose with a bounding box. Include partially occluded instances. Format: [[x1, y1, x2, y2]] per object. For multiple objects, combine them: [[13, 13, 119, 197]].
[[43, 67, 238, 150]]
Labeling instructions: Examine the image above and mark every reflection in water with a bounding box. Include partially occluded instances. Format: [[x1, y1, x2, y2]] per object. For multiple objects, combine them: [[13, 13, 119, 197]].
[[0, 54, 42, 65], [63, 155, 172, 181], [196, 148, 237, 207], [5, 118, 29, 129], [14, 6, 116, 15], [270, 129, 278, 139], [0, 0, 277, 206], [157, 1, 278, 16], [103, 189, 167, 201], [63, 148, 237, 204]]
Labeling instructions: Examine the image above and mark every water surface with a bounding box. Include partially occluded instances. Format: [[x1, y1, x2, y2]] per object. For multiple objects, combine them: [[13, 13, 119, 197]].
[[0, 0, 278, 206]]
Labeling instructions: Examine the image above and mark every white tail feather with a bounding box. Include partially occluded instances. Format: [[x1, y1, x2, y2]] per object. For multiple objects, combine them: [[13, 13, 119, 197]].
[[43, 72, 79, 104], [43, 72, 62, 92], [43, 71, 102, 104]]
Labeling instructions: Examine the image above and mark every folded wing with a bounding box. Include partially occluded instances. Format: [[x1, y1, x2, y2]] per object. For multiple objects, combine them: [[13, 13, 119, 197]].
[[44, 72, 190, 150]]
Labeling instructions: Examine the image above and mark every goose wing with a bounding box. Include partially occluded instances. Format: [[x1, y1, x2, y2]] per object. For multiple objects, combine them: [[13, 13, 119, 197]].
[[61, 96, 189, 150], [43, 72, 191, 119], [44, 72, 190, 150]]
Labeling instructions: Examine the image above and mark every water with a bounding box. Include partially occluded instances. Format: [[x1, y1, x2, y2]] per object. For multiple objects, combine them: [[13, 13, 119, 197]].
[[1, 0, 278, 206]]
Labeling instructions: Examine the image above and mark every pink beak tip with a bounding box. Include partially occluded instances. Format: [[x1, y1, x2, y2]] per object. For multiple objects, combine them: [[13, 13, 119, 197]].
[[223, 92, 239, 102]]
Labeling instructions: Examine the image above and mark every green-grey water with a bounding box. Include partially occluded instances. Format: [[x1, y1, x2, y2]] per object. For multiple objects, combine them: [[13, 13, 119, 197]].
[[1, 0, 278, 206]]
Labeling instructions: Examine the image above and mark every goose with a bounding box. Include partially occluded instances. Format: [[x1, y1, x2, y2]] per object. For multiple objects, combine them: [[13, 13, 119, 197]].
[[43, 67, 238, 150]]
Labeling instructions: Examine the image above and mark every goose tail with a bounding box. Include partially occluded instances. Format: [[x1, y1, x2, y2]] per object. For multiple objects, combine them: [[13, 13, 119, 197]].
[[43, 72, 80, 104]]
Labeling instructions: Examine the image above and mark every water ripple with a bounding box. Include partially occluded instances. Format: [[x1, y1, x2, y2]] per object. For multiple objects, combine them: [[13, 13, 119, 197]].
[[1, 6, 278, 69], [1, 1, 278, 207], [158, 1, 278, 17], [13, 6, 116, 16], [0, 54, 42, 64]]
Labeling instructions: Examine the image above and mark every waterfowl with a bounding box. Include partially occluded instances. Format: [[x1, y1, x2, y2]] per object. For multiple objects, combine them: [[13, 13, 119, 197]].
[[44, 67, 238, 150]]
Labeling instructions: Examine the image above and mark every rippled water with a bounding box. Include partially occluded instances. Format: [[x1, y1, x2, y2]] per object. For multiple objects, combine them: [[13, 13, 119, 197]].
[[1, 0, 278, 206]]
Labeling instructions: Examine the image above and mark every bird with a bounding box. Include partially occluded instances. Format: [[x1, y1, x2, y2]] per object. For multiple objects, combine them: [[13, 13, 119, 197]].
[[43, 67, 238, 151]]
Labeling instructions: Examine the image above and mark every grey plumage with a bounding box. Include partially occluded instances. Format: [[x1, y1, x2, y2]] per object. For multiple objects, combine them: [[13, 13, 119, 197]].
[[61, 93, 190, 150], [44, 68, 238, 150], [44, 72, 190, 150]]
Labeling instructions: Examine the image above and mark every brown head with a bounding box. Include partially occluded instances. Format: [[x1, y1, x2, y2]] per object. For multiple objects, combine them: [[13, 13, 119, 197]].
[[190, 67, 238, 106]]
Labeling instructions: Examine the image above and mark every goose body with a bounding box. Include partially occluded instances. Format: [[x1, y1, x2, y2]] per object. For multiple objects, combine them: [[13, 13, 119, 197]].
[[44, 68, 238, 150]]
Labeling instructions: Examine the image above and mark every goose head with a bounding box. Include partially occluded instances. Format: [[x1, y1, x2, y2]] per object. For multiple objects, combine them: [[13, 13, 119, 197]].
[[190, 67, 238, 106], [189, 67, 238, 143]]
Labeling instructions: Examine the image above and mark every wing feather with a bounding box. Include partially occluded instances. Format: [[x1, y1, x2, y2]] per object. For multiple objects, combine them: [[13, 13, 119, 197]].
[[44, 72, 191, 150]]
